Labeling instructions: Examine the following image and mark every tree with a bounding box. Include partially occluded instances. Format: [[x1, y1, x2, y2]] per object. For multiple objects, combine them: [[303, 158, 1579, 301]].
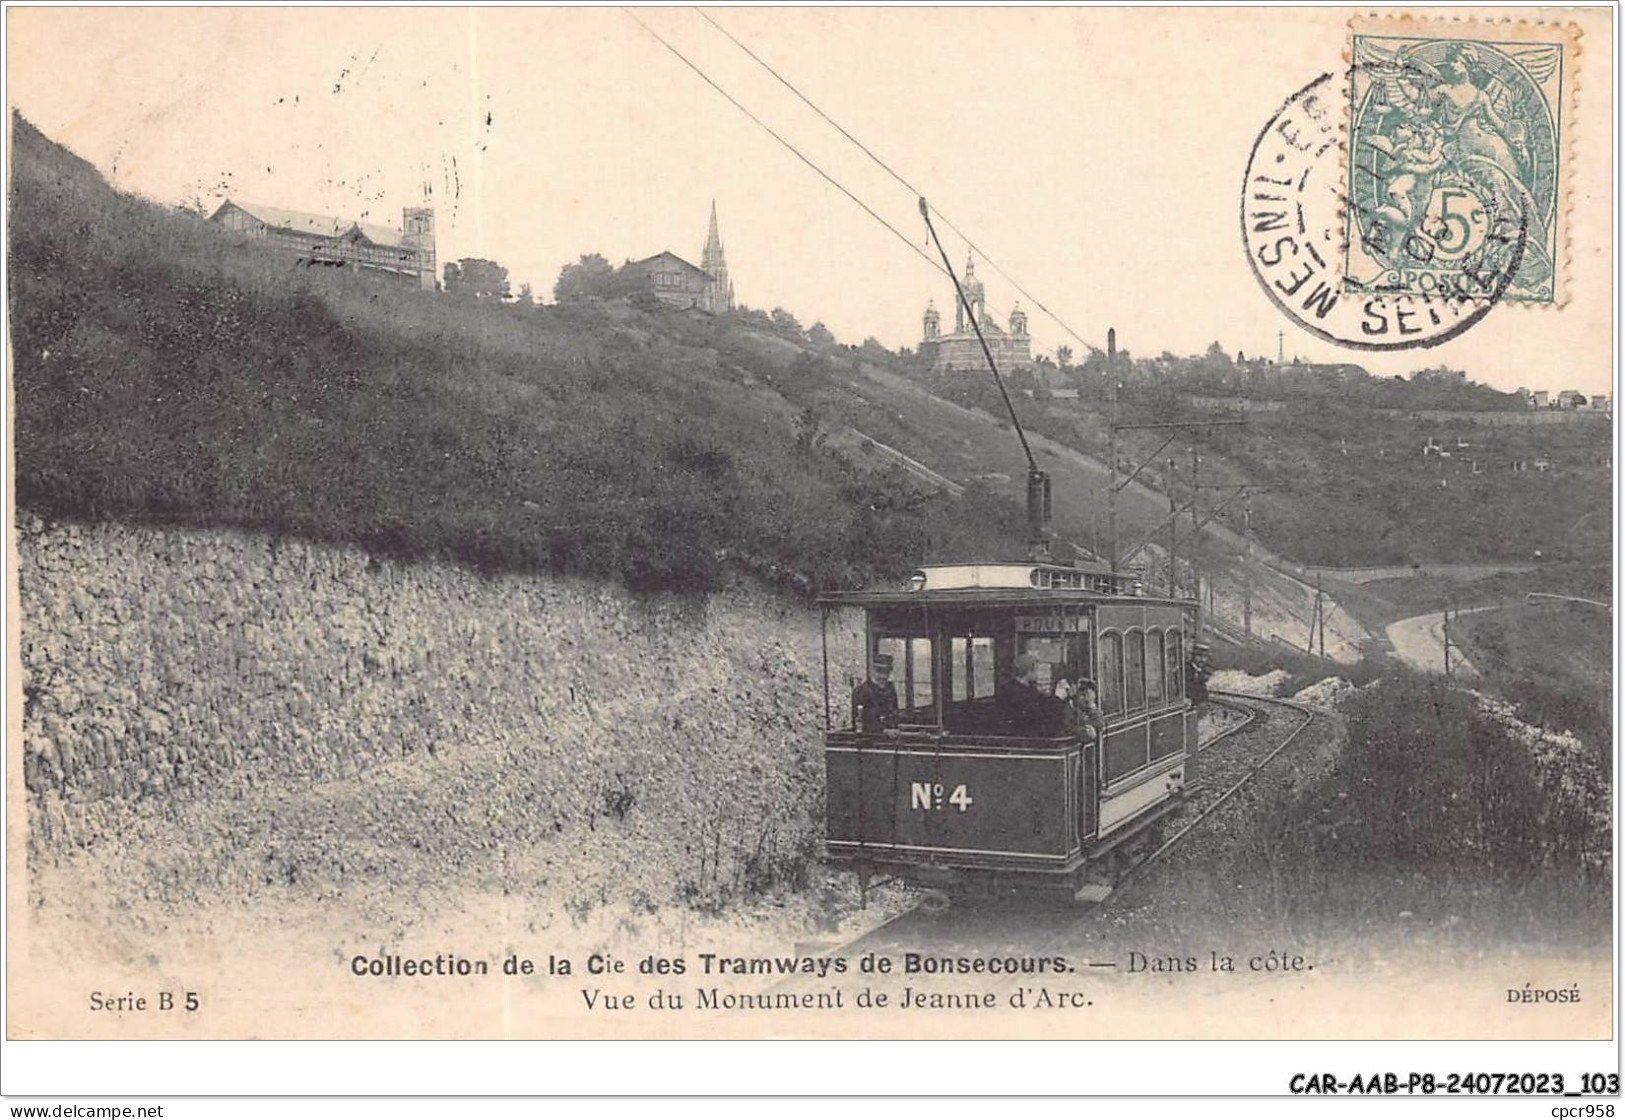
[[734, 306, 773, 330], [1056, 345, 1073, 369], [517, 282, 534, 305], [770, 307, 803, 337], [444, 258, 510, 299], [552, 253, 614, 303], [859, 337, 894, 364], [806, 320, 836, 346]]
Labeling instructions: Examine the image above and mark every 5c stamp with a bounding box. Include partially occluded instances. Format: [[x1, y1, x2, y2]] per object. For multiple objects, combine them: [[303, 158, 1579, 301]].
[[1345, 16, 1578, 307]]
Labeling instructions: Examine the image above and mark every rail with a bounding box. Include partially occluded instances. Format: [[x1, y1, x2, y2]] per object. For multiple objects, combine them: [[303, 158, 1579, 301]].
[[1112, 691, 1317, 895]]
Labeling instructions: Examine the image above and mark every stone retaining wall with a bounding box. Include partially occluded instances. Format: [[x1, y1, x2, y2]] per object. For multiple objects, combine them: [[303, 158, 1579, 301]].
[[18, 514, 849, 905]]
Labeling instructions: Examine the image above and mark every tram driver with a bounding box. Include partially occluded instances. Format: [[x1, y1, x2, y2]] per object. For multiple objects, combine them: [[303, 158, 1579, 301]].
[[851, 652, 900, 732]]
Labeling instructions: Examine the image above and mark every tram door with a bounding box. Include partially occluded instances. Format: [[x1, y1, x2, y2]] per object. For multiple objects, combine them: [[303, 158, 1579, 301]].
[[1013, 610, 1096, 843]]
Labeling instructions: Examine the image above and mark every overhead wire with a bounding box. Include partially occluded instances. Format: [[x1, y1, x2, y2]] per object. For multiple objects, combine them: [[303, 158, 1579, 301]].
[[623, 8, 953, 287], [693, 7, 1104, 356]]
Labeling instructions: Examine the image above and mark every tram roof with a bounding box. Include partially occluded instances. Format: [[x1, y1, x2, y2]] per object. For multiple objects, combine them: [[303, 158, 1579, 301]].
[[818, 561, 1195, 609], [817, 589, 1194, 609]]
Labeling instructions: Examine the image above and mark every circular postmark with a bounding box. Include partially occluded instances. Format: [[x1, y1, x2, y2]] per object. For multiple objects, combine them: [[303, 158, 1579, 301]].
[[1241, 69, 1527, 351]]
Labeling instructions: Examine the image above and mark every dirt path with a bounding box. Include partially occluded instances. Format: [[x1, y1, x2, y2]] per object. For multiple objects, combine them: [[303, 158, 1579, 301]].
[[1384, 606, 1499, 677]]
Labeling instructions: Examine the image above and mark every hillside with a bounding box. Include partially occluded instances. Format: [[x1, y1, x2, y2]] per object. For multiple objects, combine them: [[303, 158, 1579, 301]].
[[895, 346, 1611, 569], [1011, 390, 1613, 569], [1452, 599, 1612, 752], [7, 114, 1020, 595]]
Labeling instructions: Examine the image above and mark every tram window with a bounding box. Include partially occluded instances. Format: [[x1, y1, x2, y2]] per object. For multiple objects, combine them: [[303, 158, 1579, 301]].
[[972, 638, 995, 699], [875, 635, 935, 714], [1125, 630, 1146, 712], [1098, 632, 1124, 716], [1146, 630, 1165, 704], [909, 639, 934, 711], [1017, 635, 1070, 693], [1166, 630, 1184, 699], [948, 636, 996, 702]]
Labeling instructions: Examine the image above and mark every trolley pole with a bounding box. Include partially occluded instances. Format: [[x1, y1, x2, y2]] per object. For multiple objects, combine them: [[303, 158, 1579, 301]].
[[1107, 328, 1119, 571]]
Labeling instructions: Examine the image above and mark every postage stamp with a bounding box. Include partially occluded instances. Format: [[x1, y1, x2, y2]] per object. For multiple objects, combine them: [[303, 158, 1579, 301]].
[[1343, 16, 1581, 307], [1240, 69, 1521, 352]]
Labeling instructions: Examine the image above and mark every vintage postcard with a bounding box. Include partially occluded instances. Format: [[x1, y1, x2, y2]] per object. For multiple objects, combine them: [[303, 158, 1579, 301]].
[[4, 3, 1616, 1085]]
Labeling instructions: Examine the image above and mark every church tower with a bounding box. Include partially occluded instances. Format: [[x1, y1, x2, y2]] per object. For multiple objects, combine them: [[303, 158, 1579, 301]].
[[956, 254, 986, 331], [923, 299, 940, 340], [701, 201, 734, 313], [402, 206, 436, 291], [1009, 302, 1028, 337]]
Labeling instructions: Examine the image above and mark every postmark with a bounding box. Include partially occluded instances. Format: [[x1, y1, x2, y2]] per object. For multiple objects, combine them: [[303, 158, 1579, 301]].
[[1345, 17, 1577, 307], [1241, 69, 1525, 351]]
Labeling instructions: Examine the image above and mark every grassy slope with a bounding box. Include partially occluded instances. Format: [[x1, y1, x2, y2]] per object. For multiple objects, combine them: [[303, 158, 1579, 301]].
[[1451, 600, 1612, 750], [8, 114, 1019, 593], [1019, 391, 1613, 568]]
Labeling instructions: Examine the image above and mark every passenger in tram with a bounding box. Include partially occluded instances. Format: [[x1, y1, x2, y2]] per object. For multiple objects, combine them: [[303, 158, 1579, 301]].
[[1067, 677, 1108, 745], [850, 652, 899, 732], [1000, 653, 1068, 734]]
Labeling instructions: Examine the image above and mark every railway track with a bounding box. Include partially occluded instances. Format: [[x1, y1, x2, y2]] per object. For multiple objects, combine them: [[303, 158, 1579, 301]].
[[812, 691, 1324, 961], [1112, 690, 1317, 895]]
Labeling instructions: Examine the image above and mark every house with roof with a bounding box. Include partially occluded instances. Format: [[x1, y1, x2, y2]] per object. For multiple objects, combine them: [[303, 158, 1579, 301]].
[[618, 251, 714, 309], [208, 200, 436, 290], [617, 203, 736, 312]]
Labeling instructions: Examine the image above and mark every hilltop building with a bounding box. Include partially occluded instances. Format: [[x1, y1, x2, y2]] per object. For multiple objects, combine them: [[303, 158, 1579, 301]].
[[621, 202, 735, 312], [209, 200, 436, 290], [918, 257, 1033, 375], [618, 251, 712, 307]]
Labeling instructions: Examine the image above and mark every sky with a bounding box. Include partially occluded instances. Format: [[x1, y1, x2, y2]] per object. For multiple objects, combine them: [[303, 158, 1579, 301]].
[[7, 7, 1615, 394]]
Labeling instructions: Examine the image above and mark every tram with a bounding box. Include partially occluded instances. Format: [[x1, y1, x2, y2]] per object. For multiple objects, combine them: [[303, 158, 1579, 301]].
[[818, 561, 1199, 902], [815, 198, 1203, 904]]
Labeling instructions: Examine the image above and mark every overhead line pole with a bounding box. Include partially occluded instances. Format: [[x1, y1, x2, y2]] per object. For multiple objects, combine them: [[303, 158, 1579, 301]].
[[1107, 415, 1245, 588], [1243, 493, 1253, 636], [1107, 329, 1120, 571], [1167, 459, 1178, 596], [1190, 446, 1201, 622]]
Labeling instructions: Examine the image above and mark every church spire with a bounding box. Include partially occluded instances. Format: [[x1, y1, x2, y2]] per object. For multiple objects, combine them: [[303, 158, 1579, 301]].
[[700, 200, 733, 313], [703, 200, 724, 267]]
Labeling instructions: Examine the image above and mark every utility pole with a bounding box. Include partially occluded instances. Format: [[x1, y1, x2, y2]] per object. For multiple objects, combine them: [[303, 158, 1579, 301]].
[[1107, 328, 1119, 571], [1277, 331, 1284, 366], [1242, 493, 1254, 637], [1442, 605, 1452, 678], [1190, 446, 1201, 615], [1166, 458, 1178, 596], [1318, 585, 1327, 659], [1307, 574, 1323, 655]]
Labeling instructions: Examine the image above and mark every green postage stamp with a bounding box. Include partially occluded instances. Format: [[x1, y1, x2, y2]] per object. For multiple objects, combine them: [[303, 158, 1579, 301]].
[[1344, 16, 1580, 307]]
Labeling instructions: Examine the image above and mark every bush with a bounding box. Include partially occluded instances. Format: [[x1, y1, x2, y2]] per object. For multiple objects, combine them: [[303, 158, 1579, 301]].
[[1295, 675, 1607, 876]]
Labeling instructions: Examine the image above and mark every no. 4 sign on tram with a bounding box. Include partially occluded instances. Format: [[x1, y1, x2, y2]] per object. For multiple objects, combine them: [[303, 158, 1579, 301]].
[[912, 782, 974, 812]]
